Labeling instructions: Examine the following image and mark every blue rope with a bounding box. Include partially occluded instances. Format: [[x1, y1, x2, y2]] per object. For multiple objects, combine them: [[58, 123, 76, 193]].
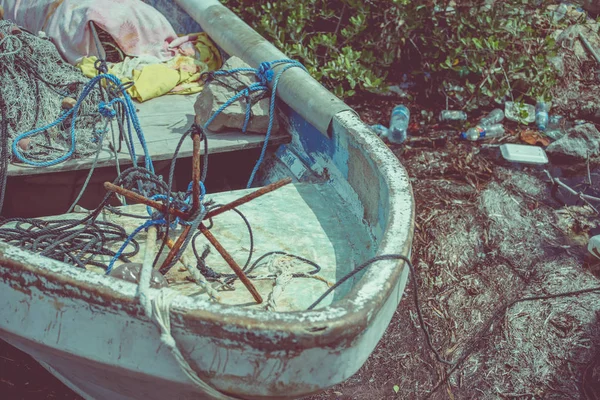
[[203, 84, 267, 129], [105, 218, 165, 275], [106, 178, 207, 275], [203, 59, 306, 188], [12, 74, 154, 173]]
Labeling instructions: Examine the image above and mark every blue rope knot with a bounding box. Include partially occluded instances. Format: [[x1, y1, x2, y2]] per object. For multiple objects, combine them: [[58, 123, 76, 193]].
[[98, 101, 116, 119], [257, 61, 274, 85]]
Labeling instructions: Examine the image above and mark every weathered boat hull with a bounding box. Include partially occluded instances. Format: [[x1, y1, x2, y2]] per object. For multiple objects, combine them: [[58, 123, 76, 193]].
[[0, 232, 409, 399], [0, 1, 415, 398]]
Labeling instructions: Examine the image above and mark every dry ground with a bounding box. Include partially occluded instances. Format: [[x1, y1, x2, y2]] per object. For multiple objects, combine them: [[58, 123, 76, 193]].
[[307, 98, 600, 400]]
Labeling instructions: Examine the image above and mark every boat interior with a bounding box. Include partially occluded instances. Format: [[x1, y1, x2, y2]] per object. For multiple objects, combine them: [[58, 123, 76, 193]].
[[0, 0, 391, 313]]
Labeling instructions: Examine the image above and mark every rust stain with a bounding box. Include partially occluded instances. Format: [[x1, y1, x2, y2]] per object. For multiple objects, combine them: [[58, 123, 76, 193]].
[[56, 313, 63, 343], [1, 232, 369, 352], [52, 297, 66, 311], [1, 275, 32, 296], [19, 298, 31, 314]]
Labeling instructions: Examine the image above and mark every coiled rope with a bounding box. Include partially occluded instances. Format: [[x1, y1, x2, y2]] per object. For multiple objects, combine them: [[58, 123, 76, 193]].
[[202, 59, 306, 188]]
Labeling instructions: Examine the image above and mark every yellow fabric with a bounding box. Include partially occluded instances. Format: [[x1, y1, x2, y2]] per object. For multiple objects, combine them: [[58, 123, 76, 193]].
[[193, 32, 222, 72], [76, 32, 222, 102], [129, 63, 180, 102]]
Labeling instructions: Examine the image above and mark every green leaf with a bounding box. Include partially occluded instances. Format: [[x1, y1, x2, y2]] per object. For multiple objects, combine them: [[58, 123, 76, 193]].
[[393, 385, 400, 394], [347, 75, 356, 89], [222, 0, 558, 100]]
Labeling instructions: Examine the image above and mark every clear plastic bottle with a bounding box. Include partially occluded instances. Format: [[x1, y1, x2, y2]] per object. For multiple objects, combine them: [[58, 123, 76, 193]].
[[544, 114, 565, 140], [461, 124, 505, 141], [552, 3, 568, 23], [460, 109, 505, 140], [535, 101, 549, 131], [549, 115, 563, 126], [479, 108, 505, 126], [439, 110, 467, 122], [388, 105, 410, 144], [545, 128, 565, 140], [371, 124, 389, 139]]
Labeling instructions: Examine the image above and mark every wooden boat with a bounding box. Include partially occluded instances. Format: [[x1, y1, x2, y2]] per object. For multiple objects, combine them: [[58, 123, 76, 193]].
[[0, 0, 414, 398]]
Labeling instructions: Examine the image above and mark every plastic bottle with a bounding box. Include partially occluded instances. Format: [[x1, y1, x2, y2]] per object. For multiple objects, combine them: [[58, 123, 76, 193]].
[[388, 105, 410, 144], [545, 128, 565, 140], [479, 108, 505, 126], [535, 101, 549, 131], [549, 115, 563, 126], [552, 3, 568, 23], [439, 110, 467, 122], [545, 115, 565, 140], [460, 109, 504, 141], [370, 124, 389, 138], [461, 124, 505, 141]]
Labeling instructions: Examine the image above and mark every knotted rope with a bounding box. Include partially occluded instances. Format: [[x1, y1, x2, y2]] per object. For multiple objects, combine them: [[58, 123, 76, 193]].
[[202, 59, 306, 188]]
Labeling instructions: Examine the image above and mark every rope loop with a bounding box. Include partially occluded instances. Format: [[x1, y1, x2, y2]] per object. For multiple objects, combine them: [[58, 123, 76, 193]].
[[0, 33, 23, 57], [93, 58, 108, 74]]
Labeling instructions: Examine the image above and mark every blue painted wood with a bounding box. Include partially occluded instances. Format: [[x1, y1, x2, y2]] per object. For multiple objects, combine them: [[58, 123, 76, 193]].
[[143, 0, 203, 34]]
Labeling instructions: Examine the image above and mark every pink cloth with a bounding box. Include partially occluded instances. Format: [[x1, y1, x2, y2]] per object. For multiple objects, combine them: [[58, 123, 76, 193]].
[[0, 0, 188, 64]]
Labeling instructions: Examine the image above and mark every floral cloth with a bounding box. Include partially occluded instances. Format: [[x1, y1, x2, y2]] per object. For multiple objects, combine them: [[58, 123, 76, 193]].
[[77, 33, 222, 102], [0, 0, 193, 64]]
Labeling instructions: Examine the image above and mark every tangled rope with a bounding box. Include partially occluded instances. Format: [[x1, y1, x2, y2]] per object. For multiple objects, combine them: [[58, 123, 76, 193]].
[[12, 73, 153, 172], [202, 59, 306, 188], [105, 178, 207, 275], [0, 21, 154, 218], [0, 215, 139, 269], [0, 21, 101, 164], [0, 162, 168, 270]]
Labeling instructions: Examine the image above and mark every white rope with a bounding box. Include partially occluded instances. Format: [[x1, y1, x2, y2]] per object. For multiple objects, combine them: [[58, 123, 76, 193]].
[[250, 255, 334, 311], [0, 34, 23, 57], [178, 251, 221, 301], [136, 226, 158, 315], [134, 226, 235, 399], [151, 290, 235, 400]]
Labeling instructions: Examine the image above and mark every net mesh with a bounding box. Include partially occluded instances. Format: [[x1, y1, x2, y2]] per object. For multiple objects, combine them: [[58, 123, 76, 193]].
[[0, 20, 102, 163]]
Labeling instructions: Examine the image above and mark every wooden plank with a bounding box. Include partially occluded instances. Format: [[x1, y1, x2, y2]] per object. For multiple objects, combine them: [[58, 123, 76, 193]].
[[7, 95, 290, 177]]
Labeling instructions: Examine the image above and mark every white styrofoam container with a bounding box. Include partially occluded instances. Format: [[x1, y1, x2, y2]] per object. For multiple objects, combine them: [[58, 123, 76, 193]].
[[500, 143, 549, 165], [589, 235, 600, 260]]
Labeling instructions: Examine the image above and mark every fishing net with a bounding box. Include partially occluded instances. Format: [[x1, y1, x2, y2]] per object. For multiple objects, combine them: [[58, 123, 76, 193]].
[[0, 20, 102, 164]]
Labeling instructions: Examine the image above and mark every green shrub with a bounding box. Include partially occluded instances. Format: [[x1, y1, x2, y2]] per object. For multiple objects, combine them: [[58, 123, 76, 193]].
[[221, 0, 561, 108]]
